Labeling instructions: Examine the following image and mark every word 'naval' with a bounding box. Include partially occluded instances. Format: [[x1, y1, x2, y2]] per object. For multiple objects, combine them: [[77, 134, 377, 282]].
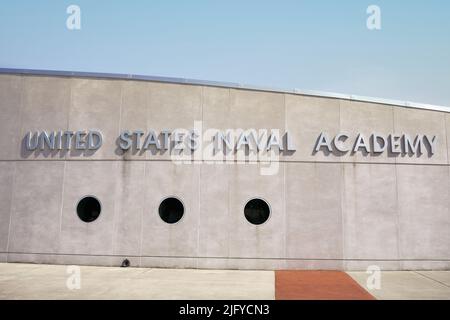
[[119, 129, 296, 152]]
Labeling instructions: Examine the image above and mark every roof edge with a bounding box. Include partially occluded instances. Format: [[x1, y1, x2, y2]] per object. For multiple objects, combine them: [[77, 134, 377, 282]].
[[0, 68, 448, 113]]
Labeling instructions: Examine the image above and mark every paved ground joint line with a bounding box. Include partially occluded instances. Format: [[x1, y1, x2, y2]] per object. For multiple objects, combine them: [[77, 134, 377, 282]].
[[414, 271, 450, 289]]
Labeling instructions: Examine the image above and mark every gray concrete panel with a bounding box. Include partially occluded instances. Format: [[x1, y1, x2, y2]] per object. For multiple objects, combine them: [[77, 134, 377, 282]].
[[67, 79, 122, 159], [59, 161, 117, 255], [140, 257, 198, 269], [201, 88, 285, 161], [285, 94, 340, 162], [228, 89, 285, 130], [0, 75, 22, 160], [196, 258, 285, 270], [228, 163, 285, 259], [18, 76, 71, 159], [7, 253, 111, 266], [215, 258, 286, 271], [285, 163, 343, 259], [116, 81, 149, 160], [447, 113, 450, 165], [148, 82, 202, 130], [146, 83, 202, 160], [8, 161, 64, 253], [202, 86, 230, 130], [344, 260, 402, 271], [339, 100, 395, 163], [401, 260, 450, 271], [0, 162, 14, 251], [342, 164, 399, 261], [397, 165, 450, 260], [284, 259, 344, 270], [394, 107, 448, 164], [112, 161, 146, 256], [140, 161, 200, 257], [198, 164, 230, 257], [201, 86, 230, 161]]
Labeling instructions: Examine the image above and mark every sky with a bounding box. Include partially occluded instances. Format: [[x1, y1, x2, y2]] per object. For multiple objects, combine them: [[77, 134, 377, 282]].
[[0, 0, 449, 107]]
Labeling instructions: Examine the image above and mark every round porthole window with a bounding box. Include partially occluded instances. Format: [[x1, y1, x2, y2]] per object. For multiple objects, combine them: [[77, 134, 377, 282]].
[[244, 198, 270, 225], [159, 197, 184, 224], [77, 196, 101, 223]]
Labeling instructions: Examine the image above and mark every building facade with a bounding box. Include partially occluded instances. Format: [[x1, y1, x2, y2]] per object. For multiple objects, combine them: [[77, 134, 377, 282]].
[[0, 69, 449, 270]]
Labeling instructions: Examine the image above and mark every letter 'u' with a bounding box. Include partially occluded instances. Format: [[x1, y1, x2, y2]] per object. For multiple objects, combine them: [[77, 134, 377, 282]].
[[25, 131, 39, 150]]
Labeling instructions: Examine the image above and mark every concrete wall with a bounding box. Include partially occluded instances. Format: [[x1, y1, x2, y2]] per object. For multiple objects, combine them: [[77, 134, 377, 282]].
[[0, 73, 449, 270]]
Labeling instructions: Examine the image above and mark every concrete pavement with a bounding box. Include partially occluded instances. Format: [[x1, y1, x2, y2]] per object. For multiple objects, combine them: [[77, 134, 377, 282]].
[[0, 263, 274, 300], [348, 271, 450, 300], [0, 263, 449, 300]]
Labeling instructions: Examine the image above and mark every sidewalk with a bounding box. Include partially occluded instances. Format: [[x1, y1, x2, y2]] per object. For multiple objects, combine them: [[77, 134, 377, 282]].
[[349, 271, 450, 300], [0, 263, 449, 300]]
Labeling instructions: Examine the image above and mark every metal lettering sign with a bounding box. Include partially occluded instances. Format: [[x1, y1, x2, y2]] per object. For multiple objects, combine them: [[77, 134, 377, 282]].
[[23, 130, 437, 157]]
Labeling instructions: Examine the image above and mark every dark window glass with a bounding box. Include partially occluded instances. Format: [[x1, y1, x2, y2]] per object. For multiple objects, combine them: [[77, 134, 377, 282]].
[[77, 196, 101, 222], [244, 198, 270, 225], [159, 197, 184, 224]]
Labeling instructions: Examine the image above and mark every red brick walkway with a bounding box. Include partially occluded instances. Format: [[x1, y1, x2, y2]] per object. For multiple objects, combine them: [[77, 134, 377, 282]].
[[275, 271, 375, 300]]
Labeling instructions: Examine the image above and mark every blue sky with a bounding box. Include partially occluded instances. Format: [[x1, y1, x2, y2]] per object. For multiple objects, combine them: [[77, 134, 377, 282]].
[[0, 0, 449, 107]]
